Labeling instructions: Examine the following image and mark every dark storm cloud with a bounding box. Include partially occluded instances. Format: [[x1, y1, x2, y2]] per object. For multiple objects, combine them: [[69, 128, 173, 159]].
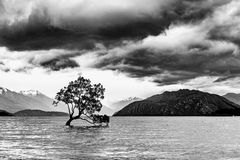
[[208, 26, 240, 47], [206, 1, 240, 47], [95, 44, 240, 85], [91, 0, 240, 85], [0, 12, 96, 51], [27, 50, 83, 71], [214, 75, 238, 83], [40, 58, 79, 71], [0, 47, 82, 72], [0, 27, 97, 51], [0, 0, 230, 51], [152, 71, 199, 85], [1, 0, 240, 85]]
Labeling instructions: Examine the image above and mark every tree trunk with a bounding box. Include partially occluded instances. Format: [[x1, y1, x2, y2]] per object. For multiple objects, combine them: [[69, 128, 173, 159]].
[[65, 116, 80, 126], [65, 118, 73, 126], [65, 112, 82, 126]]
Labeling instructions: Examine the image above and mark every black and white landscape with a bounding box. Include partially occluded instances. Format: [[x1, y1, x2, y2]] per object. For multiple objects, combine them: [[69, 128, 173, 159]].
[[1, 0, 240, 159]]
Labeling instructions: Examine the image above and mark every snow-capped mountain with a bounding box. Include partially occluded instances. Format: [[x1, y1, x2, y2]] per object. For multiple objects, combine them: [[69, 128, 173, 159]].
[[19, 90, 41, 96], [120, 97, 142, 102], [0, 87, 8, 95], [0, 87, 67, 113], [111, 97, 142, 112]]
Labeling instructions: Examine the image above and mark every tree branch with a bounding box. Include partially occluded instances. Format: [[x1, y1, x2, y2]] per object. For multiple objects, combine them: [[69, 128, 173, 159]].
[[71, 103, 74, 113], [83, 113, 94, 121], [79, 108, 84, 116], [79, 117, 94, 124], [67, 104, 71, 118], [70, 103, 75, 116]]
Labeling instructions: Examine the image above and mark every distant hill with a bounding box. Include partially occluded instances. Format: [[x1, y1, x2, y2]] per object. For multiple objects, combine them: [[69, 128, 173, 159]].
[[14, 110, 68, 116], [0, 110, 13, 116], [223, 93, 240, 105], [0, 87, 67, 113], [111, 97, 142, 112], [98, 105, 115, 116], [114, 89, 240, 116]]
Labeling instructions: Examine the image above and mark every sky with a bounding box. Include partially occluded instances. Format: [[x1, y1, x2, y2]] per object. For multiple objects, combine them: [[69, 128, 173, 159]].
[[1, 0, 240, 105]]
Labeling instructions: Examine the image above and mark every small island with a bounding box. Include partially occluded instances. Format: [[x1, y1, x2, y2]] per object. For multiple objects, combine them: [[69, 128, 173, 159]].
[[114, 89, 240, 116]]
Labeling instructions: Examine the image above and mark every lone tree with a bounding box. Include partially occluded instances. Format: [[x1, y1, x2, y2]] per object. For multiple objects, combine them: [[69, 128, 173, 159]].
[[53, 76, 105, 126]]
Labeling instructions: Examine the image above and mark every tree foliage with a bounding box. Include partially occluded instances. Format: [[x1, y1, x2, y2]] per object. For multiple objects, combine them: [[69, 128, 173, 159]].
[[53, 76, 105, 125]]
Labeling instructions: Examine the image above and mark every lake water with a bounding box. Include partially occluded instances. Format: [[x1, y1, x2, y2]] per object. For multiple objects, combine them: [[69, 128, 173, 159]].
[[1, 117, 240, 160]]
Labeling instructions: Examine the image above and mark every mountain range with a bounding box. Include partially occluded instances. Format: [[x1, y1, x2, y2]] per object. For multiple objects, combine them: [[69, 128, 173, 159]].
[[0, 87, 67, 113], [0, 87, 117, 116], [114, 89, 240, 116], [1, 86, 240, 117]]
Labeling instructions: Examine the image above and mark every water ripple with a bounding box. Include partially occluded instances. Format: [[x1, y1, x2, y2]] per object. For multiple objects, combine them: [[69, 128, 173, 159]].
[[0, 117, 240, 159]]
